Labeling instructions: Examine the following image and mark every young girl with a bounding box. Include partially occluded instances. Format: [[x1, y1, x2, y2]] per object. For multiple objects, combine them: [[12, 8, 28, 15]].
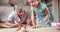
[[28, 0, 50, 28]]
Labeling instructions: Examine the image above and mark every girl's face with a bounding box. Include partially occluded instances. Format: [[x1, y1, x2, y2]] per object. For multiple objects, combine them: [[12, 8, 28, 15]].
[[29, 0, 39, 7]]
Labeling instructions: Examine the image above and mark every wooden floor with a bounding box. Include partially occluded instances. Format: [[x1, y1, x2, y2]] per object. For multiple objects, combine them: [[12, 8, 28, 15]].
[[0, 26, 60, 32]]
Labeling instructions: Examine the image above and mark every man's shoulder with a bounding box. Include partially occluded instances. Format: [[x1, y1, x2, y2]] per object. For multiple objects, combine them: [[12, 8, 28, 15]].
[[24, 11, 30, 15], [10, 11, 17, 15], [24, 11, 31, 18], [9, 11, 17, 17]]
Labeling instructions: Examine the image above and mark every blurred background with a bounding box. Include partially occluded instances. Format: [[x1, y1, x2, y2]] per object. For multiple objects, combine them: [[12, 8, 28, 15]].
[[0, 0, 60, 32], [0, 0, 59, 22]]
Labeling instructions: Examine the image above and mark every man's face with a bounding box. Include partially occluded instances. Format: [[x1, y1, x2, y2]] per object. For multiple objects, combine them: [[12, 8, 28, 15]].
[[28, 0, 39, 7], [17, 8, 23, 16]]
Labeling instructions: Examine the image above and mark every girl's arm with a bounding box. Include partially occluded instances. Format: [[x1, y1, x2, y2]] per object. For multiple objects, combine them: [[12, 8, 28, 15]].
[[31, 11, 36, 28], [43, 8, 50, 22]]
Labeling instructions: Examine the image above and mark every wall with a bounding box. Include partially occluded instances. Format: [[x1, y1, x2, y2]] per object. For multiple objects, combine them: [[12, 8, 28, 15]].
[[0, 6, 14, 21], [52, 0, 59, 22], [9, 0, 24, 4], [0, 0, 25, 5], [58, 0, 60, 22], [0, 0, 9, 5]]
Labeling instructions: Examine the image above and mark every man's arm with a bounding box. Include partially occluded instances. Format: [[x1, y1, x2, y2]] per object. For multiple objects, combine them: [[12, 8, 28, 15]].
[[5, 12, 16, 26], [5, 20, 15, 26]]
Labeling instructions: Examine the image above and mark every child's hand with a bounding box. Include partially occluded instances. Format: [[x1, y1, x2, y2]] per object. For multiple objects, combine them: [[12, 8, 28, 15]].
[[40, 20, 45, 24]]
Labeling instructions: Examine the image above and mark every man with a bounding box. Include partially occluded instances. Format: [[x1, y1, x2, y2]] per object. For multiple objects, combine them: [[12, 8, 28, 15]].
[[5, 3, 31, 32]]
